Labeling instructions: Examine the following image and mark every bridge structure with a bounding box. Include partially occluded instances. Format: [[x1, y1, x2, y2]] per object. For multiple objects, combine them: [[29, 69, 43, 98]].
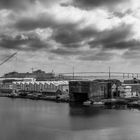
[[59, 71, 140, 81]]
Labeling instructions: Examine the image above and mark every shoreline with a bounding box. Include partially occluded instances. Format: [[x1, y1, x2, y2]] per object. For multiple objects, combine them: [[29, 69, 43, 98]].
[[0, 93, 69, 103], [1, 93, 140, 109]]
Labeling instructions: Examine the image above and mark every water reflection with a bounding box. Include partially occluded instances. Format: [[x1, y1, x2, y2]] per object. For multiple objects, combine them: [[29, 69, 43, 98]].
[[0, 98, 140, 140], [69, 103, 104, 117], [69, 103, 129, 117], [104, 104, 128, 110]]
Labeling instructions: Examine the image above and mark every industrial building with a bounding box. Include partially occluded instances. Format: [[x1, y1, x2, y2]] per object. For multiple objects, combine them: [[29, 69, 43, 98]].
[[69, 79, 121, 102]]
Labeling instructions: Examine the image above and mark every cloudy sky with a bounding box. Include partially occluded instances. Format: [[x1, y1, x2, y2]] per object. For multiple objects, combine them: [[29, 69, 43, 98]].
[[0, 0, 140, 75]]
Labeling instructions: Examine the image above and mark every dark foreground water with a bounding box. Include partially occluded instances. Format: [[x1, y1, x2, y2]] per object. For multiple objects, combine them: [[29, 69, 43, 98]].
[[0, 98, 140, 140]]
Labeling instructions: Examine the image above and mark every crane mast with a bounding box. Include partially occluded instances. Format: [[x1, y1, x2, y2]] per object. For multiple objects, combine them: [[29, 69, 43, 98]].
[[0, 52, 17, 66]]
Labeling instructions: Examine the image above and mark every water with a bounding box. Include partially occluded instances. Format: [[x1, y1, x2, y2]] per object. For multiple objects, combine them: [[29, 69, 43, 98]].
[[0, 98, 140, 140]]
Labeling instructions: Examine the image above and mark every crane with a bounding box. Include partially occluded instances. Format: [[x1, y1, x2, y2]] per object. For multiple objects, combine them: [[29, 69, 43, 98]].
[[0, 52, 17, 66]]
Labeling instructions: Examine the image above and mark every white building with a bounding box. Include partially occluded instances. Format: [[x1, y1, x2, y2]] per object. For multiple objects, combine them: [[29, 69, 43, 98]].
[[12, 81, 69, 94]]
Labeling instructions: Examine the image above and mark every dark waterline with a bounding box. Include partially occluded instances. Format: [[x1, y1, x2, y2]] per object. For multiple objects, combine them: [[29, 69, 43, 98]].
[[0, 98, 140, 140]]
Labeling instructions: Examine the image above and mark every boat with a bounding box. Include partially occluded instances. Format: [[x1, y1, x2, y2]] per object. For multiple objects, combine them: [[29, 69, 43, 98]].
[[83, 100, 93, 106], [93, 101, 104, 105]]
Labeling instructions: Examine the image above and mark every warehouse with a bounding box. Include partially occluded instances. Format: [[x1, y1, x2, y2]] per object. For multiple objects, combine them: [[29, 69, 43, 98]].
[[12, 81, 69, 95]]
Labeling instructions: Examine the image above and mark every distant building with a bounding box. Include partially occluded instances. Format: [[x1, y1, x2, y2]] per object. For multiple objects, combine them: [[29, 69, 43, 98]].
[[124, 78, 140, 84], [2, 70, 55, 81], [2, 70, 82, 81], [119, 78, 140, 98], [3, 71, 35, 78], [119, 84, 140, 98]]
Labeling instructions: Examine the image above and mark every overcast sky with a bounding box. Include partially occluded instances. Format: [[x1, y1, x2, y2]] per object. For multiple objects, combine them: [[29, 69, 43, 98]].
[[0, 0, 140, 75]]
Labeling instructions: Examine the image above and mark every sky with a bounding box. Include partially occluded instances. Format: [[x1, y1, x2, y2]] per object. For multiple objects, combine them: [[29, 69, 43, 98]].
[[0, 0, 140, 76]]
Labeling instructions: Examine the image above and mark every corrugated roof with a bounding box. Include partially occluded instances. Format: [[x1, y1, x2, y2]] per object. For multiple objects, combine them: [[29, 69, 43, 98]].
[[12, 80, 69, 86]]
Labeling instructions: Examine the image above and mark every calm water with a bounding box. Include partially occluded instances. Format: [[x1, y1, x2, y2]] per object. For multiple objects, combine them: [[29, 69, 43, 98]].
[[0, 98, 140, 140]]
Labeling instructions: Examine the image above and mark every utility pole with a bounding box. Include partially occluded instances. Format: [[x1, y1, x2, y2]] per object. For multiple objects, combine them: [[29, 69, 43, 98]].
[[109, 66, 111, 79], [31, 67, 34, 73], [108, 66, 112, 98], [123, 73, 125, 79], [132, 73, 134, 78], [73, 66, 75, 80], [128, 73, 129, 78]]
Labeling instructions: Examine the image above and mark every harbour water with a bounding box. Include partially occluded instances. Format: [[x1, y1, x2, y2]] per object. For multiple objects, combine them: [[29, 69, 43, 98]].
[[0, 98, 140, 140]]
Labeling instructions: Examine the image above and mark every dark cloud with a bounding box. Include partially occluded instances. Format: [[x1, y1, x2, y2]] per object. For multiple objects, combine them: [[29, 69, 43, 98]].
[[14, 17, 138, 56], [0, 0, 35, 11], [0, 34, 49, 51], [105, 40, 140, 50], [10, 7, 139, 63], [14, 12, 82, 32], [123, 50, 140, 59], [112, 9, 133, 18], [0, 0, 60, 11], [50, 48, 82, 55], [52, 26, 98, 48], [53, 29, 81, 45], [62, 0, 129, 10], [89, 24, 134, 50], [50, 23, 140, 61], [78, 51, 115, 61], [53, 23, 134, 51], [14, 13, 99, 48], [51, 47, 115, 62], [14, 13, 57, 31]]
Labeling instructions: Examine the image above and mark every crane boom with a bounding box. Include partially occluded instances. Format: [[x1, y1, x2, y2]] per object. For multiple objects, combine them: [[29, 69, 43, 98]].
[[0, 52, 17, 66]]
